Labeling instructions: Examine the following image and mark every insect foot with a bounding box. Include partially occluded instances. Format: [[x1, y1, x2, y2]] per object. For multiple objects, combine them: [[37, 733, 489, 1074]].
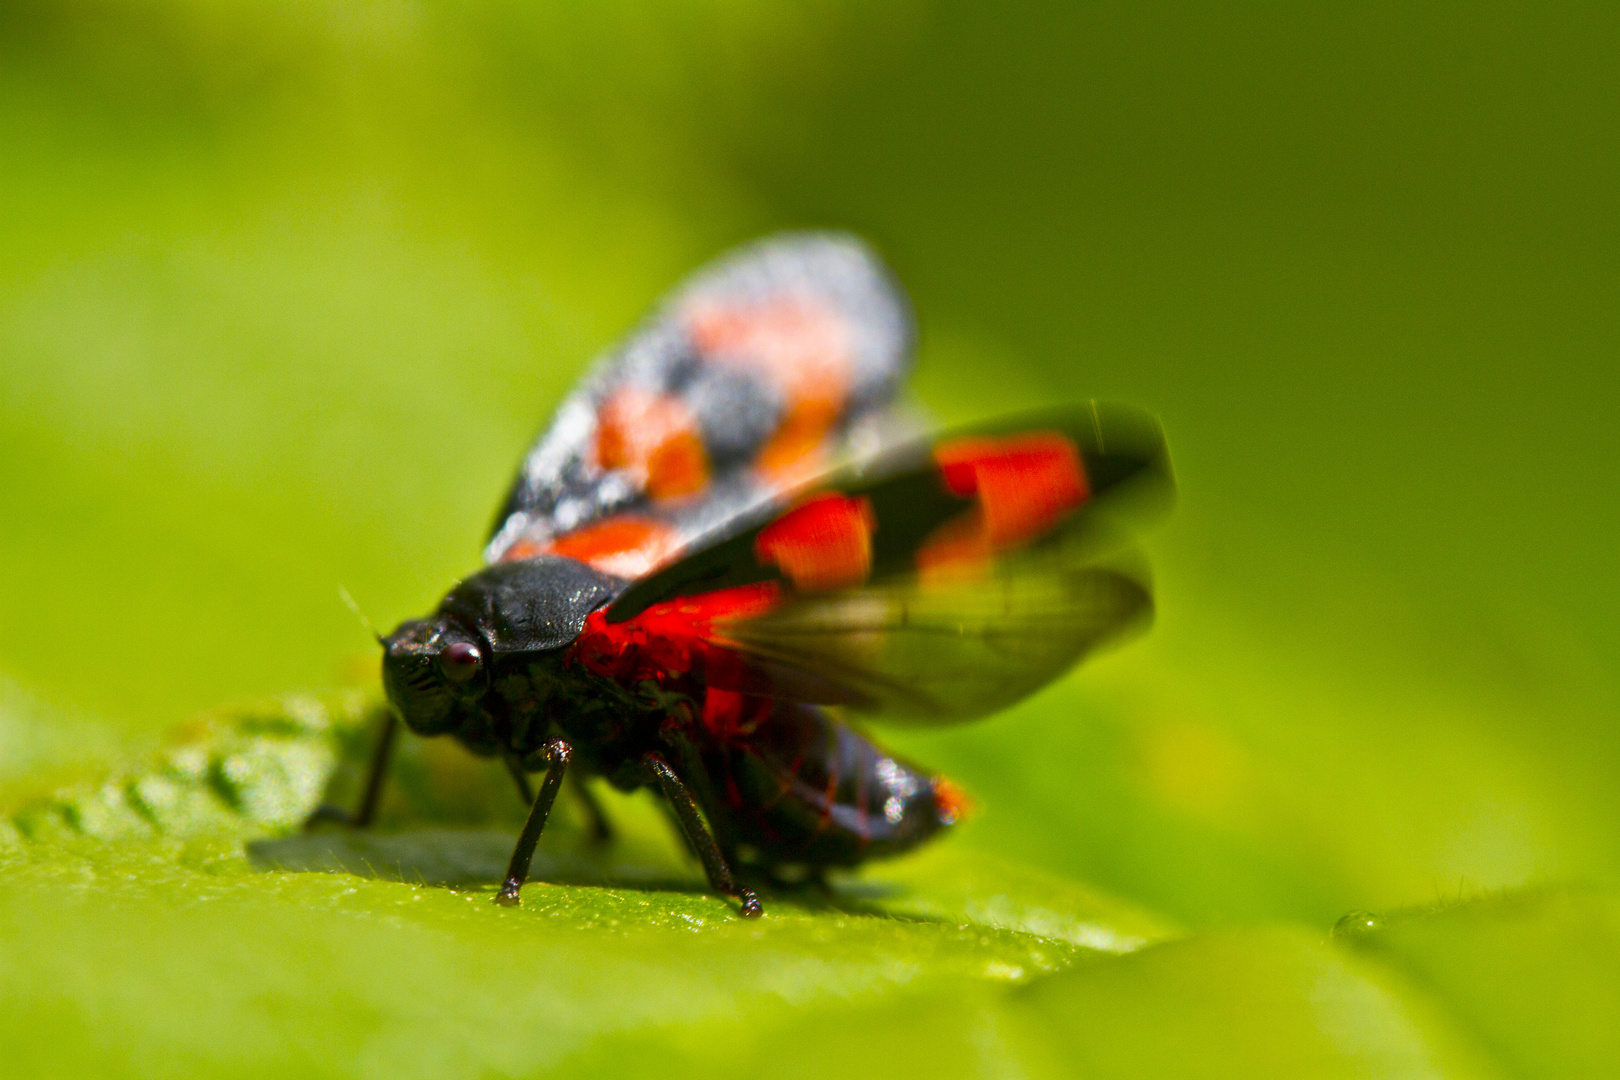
[[644, 752, 766, 919]]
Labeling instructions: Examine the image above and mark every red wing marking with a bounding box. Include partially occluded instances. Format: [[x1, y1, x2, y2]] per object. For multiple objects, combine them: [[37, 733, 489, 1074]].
[[754, 492, 876, 593], [595, 388, 711, 500], [685, 299, 853, 483], [934, 432, 1089, 548], [546, 516, 680, 579]]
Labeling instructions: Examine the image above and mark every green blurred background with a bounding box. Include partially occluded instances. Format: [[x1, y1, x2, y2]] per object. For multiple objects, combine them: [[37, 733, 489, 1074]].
[[3, 0, 1617, 944]]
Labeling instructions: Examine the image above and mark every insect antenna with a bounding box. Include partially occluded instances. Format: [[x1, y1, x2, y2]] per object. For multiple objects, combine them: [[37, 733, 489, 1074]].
[[338, 584, 386, 645]]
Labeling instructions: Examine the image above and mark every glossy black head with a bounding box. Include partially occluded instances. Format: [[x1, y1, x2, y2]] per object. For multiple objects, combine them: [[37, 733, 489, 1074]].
[[380, 614, 489, 736], [381, 556, 624, 737]]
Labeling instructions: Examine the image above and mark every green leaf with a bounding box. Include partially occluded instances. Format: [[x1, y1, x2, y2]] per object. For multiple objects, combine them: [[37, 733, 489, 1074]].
[[1338, 891, 1620, 1080], [0, 695, 1157, 1077], [3, 698, 1617, 1078]]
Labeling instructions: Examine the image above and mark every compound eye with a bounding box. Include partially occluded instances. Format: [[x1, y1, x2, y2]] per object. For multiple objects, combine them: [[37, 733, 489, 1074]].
[[439, 640, 484, 683]]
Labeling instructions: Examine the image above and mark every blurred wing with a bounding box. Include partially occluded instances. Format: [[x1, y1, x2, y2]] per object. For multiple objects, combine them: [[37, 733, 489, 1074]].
[[719, 544, 1153, 724], [600, 404, 1173, 723], [485, 233, 917, 578]]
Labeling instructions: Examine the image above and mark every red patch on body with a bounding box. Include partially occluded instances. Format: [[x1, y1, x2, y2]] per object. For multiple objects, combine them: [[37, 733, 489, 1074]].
[[700, 687, 775, 742], [595, 389, 710, 500], [933, 432, 1089, 548], [754, 492, 876, 593], [570, 583, 781, 696]]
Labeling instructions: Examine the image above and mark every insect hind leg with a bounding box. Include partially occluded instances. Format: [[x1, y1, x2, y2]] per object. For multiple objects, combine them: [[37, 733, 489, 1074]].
[[643, 753, 763, 919]]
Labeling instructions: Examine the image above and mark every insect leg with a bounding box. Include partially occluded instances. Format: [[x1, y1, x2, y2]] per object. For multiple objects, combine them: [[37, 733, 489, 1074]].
[[509, 753, 613, 844], [568, 773, 615, 844], [303, 708, 398, 829], [643, 753, 763, 919], [494, 737, 571, 907], [503, 754, 536, 806]]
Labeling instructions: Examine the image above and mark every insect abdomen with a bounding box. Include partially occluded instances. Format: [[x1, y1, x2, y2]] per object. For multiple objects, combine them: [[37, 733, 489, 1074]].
[[691, 698, 959, 869]]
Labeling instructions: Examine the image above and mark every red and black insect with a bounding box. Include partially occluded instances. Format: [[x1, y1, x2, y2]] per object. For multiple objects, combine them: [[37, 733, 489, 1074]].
[[326, 234, 1172, 917]]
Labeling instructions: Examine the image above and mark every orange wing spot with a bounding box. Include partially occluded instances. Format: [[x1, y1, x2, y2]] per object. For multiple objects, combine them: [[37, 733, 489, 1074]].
[[646, 431, 708, 499], [934, 432, 1089, 549], [687, 298, 851, 389], [547, 516, 680, 580], [595, 388, 711, 500], [755, 394, 841, 482], [931, 776, 976, 826], [754, 492, 876, 593], [686, 298, 854, 484], [498, 517, 678, 578], [499, 538, 551, 563]]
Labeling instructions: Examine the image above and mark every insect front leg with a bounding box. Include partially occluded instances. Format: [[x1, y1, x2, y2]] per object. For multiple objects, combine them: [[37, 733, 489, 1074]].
[[304, 709, 398, 830], [507, 754, 614, 844], [642, 752, 763, 919], [494, 737, 572, 907]]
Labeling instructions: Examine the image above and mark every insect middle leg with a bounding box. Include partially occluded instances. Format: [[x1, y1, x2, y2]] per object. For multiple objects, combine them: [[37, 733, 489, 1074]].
[[569, 774, 615, 844], [643, 752, 763, 919], [503, 753, 535, 805], [658, 800, 700, 861], [494, 737, 572, 907]]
